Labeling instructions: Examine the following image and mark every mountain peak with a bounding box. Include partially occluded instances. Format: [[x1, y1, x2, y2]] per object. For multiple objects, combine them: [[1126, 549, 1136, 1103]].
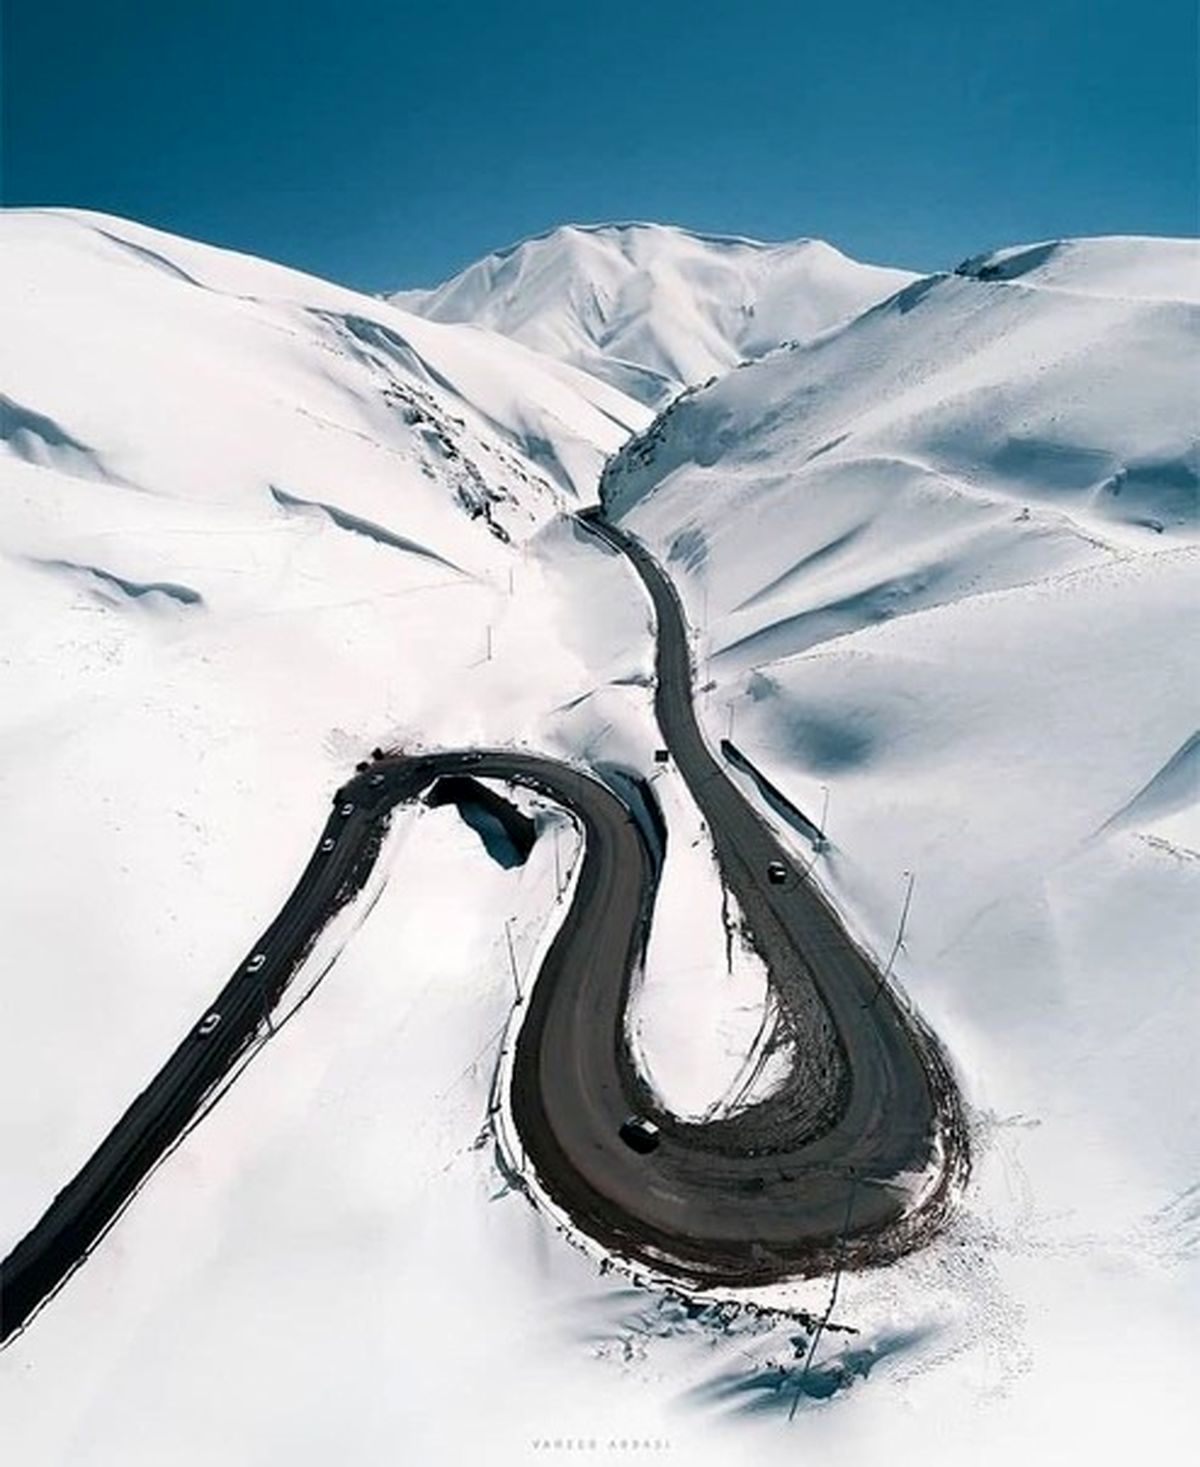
[[391, 223, 915, 407]]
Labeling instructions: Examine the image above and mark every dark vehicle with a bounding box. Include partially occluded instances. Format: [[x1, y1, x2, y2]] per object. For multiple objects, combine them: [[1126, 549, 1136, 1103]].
[[767, 860, 788, 885], [355, 761, 370, 773], [371, 747, 385, 761], [653, 749, 669, 764], [619, 1115, 661, 1154]]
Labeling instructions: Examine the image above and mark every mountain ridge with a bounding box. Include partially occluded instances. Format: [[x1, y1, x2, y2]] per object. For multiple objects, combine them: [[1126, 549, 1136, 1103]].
[[391, 220, 917, 407]]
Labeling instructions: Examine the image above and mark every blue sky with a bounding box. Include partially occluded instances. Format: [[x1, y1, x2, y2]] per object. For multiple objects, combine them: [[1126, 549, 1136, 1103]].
[[2, 0, 1196, 291]]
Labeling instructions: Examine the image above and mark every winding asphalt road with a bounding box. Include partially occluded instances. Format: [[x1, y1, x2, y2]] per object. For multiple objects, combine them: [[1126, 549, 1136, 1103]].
[[0, 512, 966, 1343], [550, 513, 968, 1283]]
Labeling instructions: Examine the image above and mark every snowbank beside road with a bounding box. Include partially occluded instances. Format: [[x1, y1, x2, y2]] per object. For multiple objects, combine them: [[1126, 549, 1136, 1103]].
[[601, 233, 1200, 1465]]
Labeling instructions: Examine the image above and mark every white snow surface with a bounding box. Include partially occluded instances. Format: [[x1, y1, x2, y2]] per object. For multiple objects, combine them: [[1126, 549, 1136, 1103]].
[[629, 764, 786, 1121], [959, 233, 1200, 302], [392, 221, 915, 407], [1, 208, 834, 1466], [602, 234, 1200, 1463], [2, 209, 649, 506], [0, 208, 696, 1458], [0, 205, 668, 1231], [1, 213, 1197, 1466]]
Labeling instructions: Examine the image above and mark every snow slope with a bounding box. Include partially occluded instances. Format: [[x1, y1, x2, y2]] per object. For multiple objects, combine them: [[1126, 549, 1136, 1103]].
[[2, 212, 1197, 1467], [0, 204, 665, 1234], [0, 209, 702, 1459], [0, 208, 825, 1467], [602, 234, 1200, 1464], [1, 210, 649, 509], [393, 221, 915, 407]]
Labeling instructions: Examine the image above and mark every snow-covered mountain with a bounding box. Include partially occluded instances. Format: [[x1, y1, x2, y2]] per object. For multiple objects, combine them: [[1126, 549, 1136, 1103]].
[[392, 221, 915, 407], [2, 208, 1196, 1467], [1, 209, 649, 517], [0, 202, 661, 1215], [602, 233, 1200, 1464], [0, 209, 682, 1460]]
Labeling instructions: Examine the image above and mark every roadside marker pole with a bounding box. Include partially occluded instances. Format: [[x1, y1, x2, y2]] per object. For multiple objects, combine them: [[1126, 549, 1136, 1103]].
[[504, 918, 520, 1000], [866, 870, 915, 1009], [790, 1170, 858, 1420]]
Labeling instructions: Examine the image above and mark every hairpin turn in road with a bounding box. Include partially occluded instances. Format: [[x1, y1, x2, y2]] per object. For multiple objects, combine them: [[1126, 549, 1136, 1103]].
[[0, 512, 966, 1343]]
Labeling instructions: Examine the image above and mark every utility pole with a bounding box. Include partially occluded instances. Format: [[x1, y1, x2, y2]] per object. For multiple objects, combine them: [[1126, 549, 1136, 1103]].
[[811, 784, 831, 854], [504, 918, 520, 1000], [790, 1171, 858, 1420], [866, 870, 915, 1008]]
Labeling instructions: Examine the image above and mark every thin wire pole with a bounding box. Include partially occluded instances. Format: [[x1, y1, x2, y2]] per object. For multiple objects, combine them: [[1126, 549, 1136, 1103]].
[[504, 918, 520, 1000], [866, 870, 915, 1009], [790, 1172, 858, 1420]]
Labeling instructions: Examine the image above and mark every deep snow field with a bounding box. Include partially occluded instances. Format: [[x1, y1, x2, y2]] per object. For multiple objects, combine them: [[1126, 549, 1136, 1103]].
[[393, 220, 914, 407], [1, 212, 1196, 1467], [599, 234, 1200, 1461]]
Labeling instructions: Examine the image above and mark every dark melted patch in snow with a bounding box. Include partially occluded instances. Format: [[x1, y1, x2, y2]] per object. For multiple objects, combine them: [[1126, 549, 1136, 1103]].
[[594, 764, 667, 881], [425, 776, 536, 868], [35, 559, 203, 607], [892, 274, 944, 314], [717, 563, 954, 664], [667, 525, 709, 572], [720, 739, 827, 847], [989, 437, 1119, 495], [270, 485, 466, 571], [782, 713, 876, 774], [1103, 456, 1199, 531], [954, 241, 1061, 283], [1101, 730, 1200, 833], [1, 395, 110, 480], [92, 230, 213, 291], [689, 1324, 933, 1416], [731, 525, 865, 614]]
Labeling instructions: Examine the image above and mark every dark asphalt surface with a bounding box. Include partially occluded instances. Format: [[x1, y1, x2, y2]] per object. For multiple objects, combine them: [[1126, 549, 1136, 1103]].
[[533, 512, 968, 1284], [0, 511, 966, 1341], [0, 753, 630, 1343]]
